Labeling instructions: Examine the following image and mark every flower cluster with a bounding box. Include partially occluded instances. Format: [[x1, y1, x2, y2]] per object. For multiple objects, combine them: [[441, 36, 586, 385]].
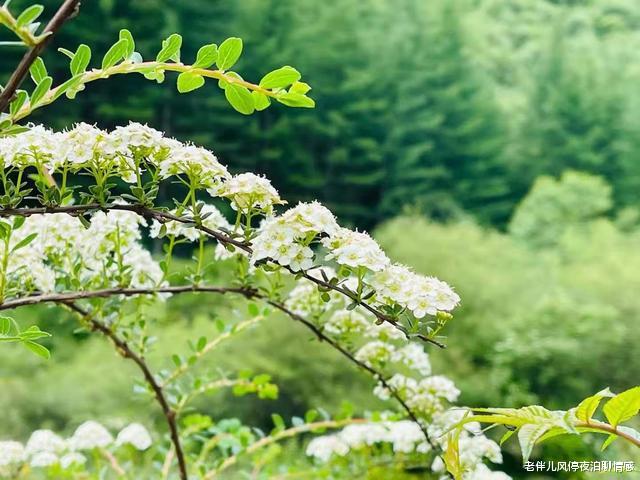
[[5, 208, 163, 297], [0, 421, 151, 473], [2, 124, 460, 326], [306, 420, 429, 462], [0, 122, 230, 188]]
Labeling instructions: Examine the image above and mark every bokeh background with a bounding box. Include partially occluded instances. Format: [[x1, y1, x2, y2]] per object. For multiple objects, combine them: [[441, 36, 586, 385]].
[[1, 0, 640, 478]]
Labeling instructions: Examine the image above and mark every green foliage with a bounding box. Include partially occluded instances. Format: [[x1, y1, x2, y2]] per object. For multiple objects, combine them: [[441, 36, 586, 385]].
[[447, 385, 640, 475], [509, 171, 613, 248]]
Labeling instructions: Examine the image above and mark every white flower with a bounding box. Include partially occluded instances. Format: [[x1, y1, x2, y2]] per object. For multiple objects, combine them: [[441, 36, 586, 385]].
[[115, 423, 152, 450], [29, 451, 58, 468], [324, 310, 369, 336], [323, 228, 389, 272], [305, 435, 349, 462], [25, 430, 65, 455], [59, 452, 86, 469], [69, 421, 113, 450], [354, 341, 396, 368], [392, 343, 432, 375], [213, 173, 282, 212], [159, 144, 229, 186], [465, 464, 511, 480], [0, 441, 25, 466]]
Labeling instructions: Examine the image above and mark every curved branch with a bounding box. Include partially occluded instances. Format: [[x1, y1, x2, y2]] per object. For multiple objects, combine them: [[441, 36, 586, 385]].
[[0, 0, 82, 112], [63, 302, 188, 480], [2, 284, 439, 451], [204, 418, 366, 479], [12, 60, 285, 123], [577, 420, 640, 449], [0, 204, 445, 347]]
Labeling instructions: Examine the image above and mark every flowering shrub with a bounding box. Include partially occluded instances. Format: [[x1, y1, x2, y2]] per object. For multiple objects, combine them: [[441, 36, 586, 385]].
[[0, 2, 637, 480]]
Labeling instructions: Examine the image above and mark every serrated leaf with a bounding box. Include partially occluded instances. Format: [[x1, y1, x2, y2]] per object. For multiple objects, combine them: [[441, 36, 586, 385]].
[[23, 340, 50, 359], [575, 387, 614, 423], [259, 66, 301, 89], [276, 92, 315, 108], [217, 37, 242, 70], [70, 44, 91, 75], [518, 424, 550, 463], [194, 44, 218, 68], [156, 34, 182, 63], [119, 29, 135, 58], [16, 5, 43, 27], [102, 39, 128, 69], [224, 83, 254, 115], [30, 76, 52, 106], [603, 386, 640, 427], [29, 57, 47, 84], [176, 71, 205, 93]]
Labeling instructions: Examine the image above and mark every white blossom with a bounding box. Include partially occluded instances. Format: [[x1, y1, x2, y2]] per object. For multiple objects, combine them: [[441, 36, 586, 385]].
[[305, 435, 349, 462], [69, 421, 113, 450], [115, 423, 152, 450], [59, 452, 86, 469], [0, 441, 25, 466], [29, 451, 58, 468], [213, 173, 282, 212], [323, 228, 389, 272], [25, 430, 66, 455]]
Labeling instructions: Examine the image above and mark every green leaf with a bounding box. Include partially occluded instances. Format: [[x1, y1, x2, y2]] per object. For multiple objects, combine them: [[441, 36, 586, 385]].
[[603, 386, 640, 427], [259, 66, 301, 89], [271, 413, 285, 432], [276, 92, 315, 108], [70, 44, 91, 75], [58, 47, 75, 60], [23, 340, 50, 359], [176, 71, 205, 93], [518, 424, 550, 463], [252, 91, 270, 111], [575, 387, 614, 423], [19, 326, 51, 340], [11, 232, 37, 252], [601, 434, 617, 451], [52, 74, 84, 101], [224, 83, 255, 115], [119, 29, 135, 58], [9, 90, 28, 117], [13, 216, 25, 230], [30, 76, 52, 106], [16, 4, 43, 27], [194, 44, 218, 68], [156, 34, 182, 63], [216, 37, 242, 70], [29, 57, 47, 84], [196, 336, 207, 351], [247, 303, 260, 316], [500, 429, 515, 446], [290, 81, 311, 95], [0, 317, 12, 336], [102, 39, 128, 69]]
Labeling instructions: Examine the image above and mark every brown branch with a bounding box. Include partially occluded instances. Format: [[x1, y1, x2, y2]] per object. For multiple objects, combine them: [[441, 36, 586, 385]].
[[3, 284, 438, 451], [0, 204, 445, 347], [0, 285, 253, 311], [62, 302, 188, 480], [0, 0, 82, 112]]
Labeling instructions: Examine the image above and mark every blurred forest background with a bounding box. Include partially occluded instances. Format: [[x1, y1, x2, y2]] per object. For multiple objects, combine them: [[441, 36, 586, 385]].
[[2, 0, 640, 477]]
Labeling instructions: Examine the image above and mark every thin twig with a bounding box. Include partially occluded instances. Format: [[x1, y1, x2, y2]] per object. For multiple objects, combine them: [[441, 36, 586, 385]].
[[0, 204, 445, 347], [2, 284, 439, 450], [0, 0, 82, 112], [62, 301, 189, 480]]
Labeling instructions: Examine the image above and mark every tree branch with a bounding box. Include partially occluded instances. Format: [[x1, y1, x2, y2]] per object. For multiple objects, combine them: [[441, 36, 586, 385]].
[[0, 204, 445, 347], [62, 301, 188, 480], [2, 284, 439, 451], [0, 0, 82, 112]]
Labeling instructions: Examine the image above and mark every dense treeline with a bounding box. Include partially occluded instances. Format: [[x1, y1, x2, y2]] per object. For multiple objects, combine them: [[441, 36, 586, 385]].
[[2, 0, 640, 228]]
